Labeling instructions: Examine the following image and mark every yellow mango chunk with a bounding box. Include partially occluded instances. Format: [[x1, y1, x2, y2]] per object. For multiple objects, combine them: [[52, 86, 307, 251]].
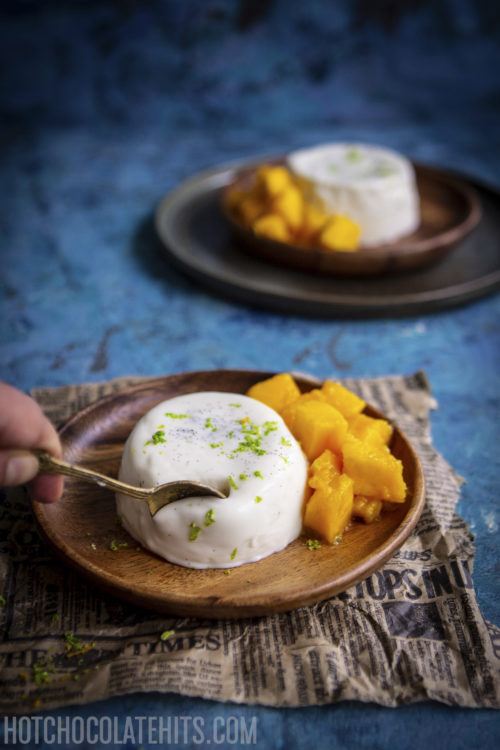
[[255, 165, 292, 198], [238, 194, 266, 225], [318, 215, 361, 252], [246, 373, 301, 415], [304, 470, 354, 544], [348, 413, 392, 447], [271, 185, 304, 232], [300, 203, 328, 241], [252, 213, 291, 243], [342, 436, 407, 503], [321, 381, 365, 418], [293, 400, 348, 461], [352, 495, 383, 524], [280, 389, 326, 431], [280, 401, 297, 431], [307, 449, 342, 493]]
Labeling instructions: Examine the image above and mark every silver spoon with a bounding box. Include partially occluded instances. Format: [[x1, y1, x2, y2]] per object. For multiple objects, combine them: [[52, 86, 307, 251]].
[[34, 450, 227, 516]]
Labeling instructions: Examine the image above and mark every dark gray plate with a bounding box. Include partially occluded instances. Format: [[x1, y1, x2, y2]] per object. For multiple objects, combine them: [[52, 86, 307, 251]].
[[155, 159, 500, 317]]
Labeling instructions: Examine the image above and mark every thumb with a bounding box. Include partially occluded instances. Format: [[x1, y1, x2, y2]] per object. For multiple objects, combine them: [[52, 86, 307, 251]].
[[0, 450, 40, 487]]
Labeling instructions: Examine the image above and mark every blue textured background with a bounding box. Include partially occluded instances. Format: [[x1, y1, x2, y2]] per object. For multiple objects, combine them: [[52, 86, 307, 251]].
[[1, 1, 499, 748]]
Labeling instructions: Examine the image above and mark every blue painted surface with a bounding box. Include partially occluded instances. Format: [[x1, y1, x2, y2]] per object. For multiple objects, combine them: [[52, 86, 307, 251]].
[[1, 1, 499, 747]]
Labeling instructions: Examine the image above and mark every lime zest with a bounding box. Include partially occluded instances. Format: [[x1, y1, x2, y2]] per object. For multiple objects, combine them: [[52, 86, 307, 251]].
[[305, 539, 321, 550], [189, 522, 201, 541], [145, 429, 166, 446], [204, 509, 216, 527]]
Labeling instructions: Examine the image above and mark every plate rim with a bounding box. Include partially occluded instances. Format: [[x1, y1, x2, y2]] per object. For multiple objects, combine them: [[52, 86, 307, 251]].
[[32, 369, 426, 618], [154, 159, 500, 316]]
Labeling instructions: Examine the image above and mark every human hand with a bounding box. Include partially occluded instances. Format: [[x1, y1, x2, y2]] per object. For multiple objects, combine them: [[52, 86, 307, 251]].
[[0, 382, 63, 502]]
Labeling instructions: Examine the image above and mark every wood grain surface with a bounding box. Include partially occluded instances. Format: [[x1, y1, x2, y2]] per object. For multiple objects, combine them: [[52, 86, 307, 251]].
[[32, 370, 426, 619], [221, 162, 482, 276]]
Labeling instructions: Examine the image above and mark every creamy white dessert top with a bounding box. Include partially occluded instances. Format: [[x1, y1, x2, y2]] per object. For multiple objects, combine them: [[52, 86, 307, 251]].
[[287, 142, 420, 246], [116, 391, 308, 569]]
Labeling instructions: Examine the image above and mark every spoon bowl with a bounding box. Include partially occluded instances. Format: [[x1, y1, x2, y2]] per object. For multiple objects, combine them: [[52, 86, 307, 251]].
[[34, 450, 227, 516]]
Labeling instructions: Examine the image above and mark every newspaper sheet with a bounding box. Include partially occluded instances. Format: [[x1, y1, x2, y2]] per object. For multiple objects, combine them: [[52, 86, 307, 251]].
[[0, 372, 499, 713]]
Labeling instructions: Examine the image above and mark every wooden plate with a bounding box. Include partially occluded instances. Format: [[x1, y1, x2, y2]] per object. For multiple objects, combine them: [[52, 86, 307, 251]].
[[32, 370, 426, 619], [221, 161, 482, 276]]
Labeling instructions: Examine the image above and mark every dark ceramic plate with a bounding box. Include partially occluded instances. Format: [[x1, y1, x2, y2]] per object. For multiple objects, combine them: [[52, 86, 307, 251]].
[[155, 158, 500, 317], [221, 161, 481, 277]]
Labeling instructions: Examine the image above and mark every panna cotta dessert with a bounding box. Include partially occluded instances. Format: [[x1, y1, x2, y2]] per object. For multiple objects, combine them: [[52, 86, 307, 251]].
[[116, 391, 308, 568], [287, 142, 420, 247]]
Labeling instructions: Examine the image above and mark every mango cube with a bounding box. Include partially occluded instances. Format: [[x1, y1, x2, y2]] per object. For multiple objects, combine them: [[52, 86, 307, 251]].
[[271, 185, 304, 232], [253, 213, 291, 243], [308, 449, 342, 492], [321, 380, 365, 418], [246, 373, 301, 415], [319, 215, 361, 252], [304, 470, 354, 544], [301, 203, 328, 240], [293, 400, 348, 461], [280, 388, 326, 431], [238, 194, 265, 225], [255, 165, 292, 198], [348, 413, 392, 448], [342, 436, 407, 503], [352, 495, 383, 524]]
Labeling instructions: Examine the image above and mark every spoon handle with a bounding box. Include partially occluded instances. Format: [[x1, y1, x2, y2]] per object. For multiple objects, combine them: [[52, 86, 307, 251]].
[[33, 450, 152, 500]]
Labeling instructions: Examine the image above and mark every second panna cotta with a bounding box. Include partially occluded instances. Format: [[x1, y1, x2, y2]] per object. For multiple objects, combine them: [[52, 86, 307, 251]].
[[116, 391, 308, 569], [287, 142, 420, 247]]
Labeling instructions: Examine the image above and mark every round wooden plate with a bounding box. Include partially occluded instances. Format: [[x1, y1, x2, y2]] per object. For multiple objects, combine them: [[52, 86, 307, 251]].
[[221, 162, 482, 276], [32, 370, 426, 619]]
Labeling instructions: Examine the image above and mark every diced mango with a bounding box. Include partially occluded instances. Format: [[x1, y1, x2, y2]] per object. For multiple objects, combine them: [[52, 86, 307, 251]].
[[252, 213, 291, 243], [293, 400, 348, 461], [321, 381, 365, 418], [342, 436, 407, 503], [238, 194, 266, 225], [304, 471, 354, 544], [255, 165, 292, 198], [318, 215, 361, 252], [280, 389, 326, 431], [280, 401, 297, 431], [230, 165, 364, 254], [348, 413, 392, 448], [308, 449, 342, 493], [352, 495, 383, 524], [271, 185, 304, 232], [245, 372, 409, 545], [301, 203, 328, 239], [246, 373, 301, 415]]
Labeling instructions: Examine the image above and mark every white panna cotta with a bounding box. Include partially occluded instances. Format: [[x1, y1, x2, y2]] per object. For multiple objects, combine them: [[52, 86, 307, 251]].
[[116, 392, 308, 569], [287, 142, 420, 247]]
